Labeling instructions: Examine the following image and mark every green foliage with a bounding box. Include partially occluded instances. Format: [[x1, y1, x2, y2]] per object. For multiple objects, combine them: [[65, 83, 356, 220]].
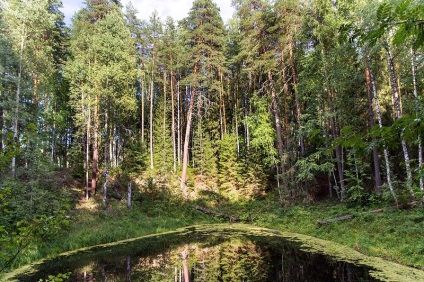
[[247, 95, 278, 168], [295, 149, 334, 182], [152, 100, 173, 175], [218, 133, 240, 194], [38, 272, 72, 282], [193, 130, 218, 184], [371, 0, 424, 49], [0, 153, 71, 272]]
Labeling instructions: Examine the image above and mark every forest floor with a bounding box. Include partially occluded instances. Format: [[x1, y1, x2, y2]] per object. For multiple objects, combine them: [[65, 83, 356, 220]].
[[8, 184, 424, 273]]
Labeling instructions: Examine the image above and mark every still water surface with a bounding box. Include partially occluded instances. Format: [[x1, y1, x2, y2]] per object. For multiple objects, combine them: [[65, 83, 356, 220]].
[[10, 226, 381, 281]]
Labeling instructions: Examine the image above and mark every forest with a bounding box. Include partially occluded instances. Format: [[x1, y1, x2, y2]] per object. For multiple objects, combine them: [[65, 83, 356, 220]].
[[0, 0, 423, 276]]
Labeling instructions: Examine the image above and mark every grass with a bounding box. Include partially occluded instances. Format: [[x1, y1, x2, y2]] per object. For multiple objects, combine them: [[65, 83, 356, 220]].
[[4, 190, 424, 276], [250, 199, 424, 269]]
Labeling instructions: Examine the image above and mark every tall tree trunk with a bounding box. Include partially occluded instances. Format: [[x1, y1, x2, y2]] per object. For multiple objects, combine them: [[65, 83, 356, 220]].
[[268, 70, 286, 187], [149, 77, 154, 170], [163, 72, 167, 168], [127, 182, 132, 209], [384, 44, 415, 201], [365, 67, 382, 193], [196, 84, 203, 174], [84, 89, 91, 200], [327, 88, 345, 200], [182, 245, 190, 282], [126, 256, 131, 282], [177, 82, 182, 166], [91, 101, 99, 195], [288, 37, 305, 155], [367, 56, 397, 203], [181, 86, 195, 193], [12, 34, 25, 178], [171, 71, 176, 172], [234, 77, 240, 156], [103, 113, 108, 208], [0, 105, 3, 151], [220, 69, 227, 136], [411, 47, 423, 192], [141, 72, 145, 144]]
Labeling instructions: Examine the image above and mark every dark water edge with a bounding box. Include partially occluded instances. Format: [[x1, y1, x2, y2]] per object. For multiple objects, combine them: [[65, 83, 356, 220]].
[[7, 226, 382, 282]]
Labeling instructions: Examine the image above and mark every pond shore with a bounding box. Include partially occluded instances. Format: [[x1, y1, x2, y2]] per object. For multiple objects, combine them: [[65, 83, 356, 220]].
[[3, 196, 423, 279]]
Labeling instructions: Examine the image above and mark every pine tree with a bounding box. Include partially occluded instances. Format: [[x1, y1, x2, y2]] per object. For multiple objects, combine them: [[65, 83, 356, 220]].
[[179, 0, 227, 193], [66, 0, 137, 197]]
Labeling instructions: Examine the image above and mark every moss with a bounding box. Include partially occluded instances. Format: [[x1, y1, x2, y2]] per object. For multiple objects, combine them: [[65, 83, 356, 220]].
[[4, 224, 424, 282]]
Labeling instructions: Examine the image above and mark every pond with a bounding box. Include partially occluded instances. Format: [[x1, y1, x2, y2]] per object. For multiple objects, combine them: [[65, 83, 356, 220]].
[[4, 224, 424, 281]]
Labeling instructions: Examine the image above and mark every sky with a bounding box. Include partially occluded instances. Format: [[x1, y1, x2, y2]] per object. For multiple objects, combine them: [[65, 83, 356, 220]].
[[61, 0, 236, 26]]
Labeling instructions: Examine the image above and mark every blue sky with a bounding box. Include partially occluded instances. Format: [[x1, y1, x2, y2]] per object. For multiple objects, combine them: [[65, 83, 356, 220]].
[[61, 0, 235, 26]]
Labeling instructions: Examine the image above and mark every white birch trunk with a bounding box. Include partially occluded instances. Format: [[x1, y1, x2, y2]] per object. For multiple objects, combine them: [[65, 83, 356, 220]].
[[411, 47, 423, 192], [385, 44, 415, 201], [368, 57, 398, 203]]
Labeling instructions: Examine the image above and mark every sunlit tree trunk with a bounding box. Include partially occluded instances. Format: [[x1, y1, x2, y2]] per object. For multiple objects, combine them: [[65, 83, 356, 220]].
[[12, 34, 25, 178], [91, 98, 99, 194], [384, 44, 415, 201], [365, 67, 382, 193], [268, 70, 286, 189], [181, 86, 195, 193], [127, 182, 132, 209], [234, 77, 240, 156], [141, 72, 145, 144], [177, 82, 182, 166], [367, 56, 397, 203], [182, 245, 190, 282], [103, 114, 108, 208], [84, 88, 91, 200], [150, 77, 154, 170], [171, 70, 176, 172], [220, 69, 227, 136], [196, 83, 203, 174], [288, 37, 305, 155], [163, 71, 167, 168], [411, 47, 423, 192]]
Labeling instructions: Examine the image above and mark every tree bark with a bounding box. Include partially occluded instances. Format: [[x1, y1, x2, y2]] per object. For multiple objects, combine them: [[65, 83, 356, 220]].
[[127, 182, 131, 209], [12, 34, 25, 178], [220, 69, 227, 136], [411, 47, 423, 192], [327, 88, 345, 200], [268, 71, 284, 164], [365, 67, 382, 193], [103, 129, 108, 208], [171, 71, 176, 173], [177, 82, 182, 166], [181, 86, 195, 193], [149, 77, 154, 170], [91, 100, 99, 195], [234, 77, 240, 156], [163, 71, 167, 168], [141, 72, 145, 144], [288, 37, 305, 155], [367, 56, 397, 203], [84, 89, 91, 200], [384, 44, 415, 201], [268, 70, 287, 191], [182, 245, 190, 282]]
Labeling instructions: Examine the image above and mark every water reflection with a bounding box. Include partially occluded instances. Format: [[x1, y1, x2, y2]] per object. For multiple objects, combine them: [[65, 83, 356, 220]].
[[12, 228, 380, 281]]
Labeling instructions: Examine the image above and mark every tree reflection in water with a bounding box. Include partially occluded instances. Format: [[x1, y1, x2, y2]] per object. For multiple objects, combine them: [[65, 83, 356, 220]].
[[12, 228, 380, 282]]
